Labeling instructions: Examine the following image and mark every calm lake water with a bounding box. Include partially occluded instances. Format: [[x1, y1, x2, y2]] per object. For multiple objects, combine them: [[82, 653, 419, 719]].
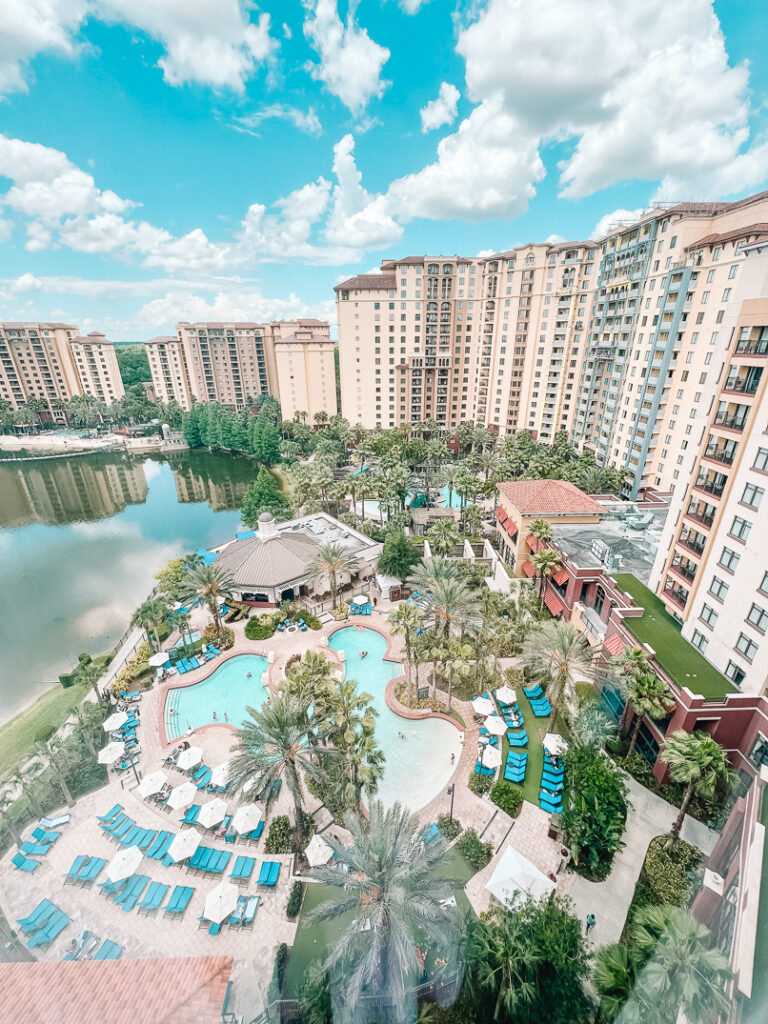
[[0, 450, 257, 721]]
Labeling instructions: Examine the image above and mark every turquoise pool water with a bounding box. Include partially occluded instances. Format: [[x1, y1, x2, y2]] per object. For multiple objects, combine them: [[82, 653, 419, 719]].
[[364, 485, 470, 521], [328, 627, 461, 811], [164, 653, 270, 740]]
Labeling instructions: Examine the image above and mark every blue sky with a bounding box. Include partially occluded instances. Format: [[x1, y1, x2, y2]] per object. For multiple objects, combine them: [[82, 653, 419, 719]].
[[0, 0, 767, 340]]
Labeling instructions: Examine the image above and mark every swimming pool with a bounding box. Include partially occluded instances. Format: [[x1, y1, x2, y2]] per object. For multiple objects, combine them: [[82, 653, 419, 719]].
[[328, 627, 461, 811], [164, 653, 270, 740]]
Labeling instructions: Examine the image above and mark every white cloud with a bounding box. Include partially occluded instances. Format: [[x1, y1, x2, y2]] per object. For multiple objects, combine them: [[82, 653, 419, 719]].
[[420, 82, 460, 133], [399, 0, 429, 11], [135, 288, 336, 329], [302, 0, 390, 114], [233, 103, 323, 137], [545, 233, 565, 244], [325, 134, 402, 248], [282, 22, 292, 39], [591, 208, 645, 240], [0, 0, 86, 95]]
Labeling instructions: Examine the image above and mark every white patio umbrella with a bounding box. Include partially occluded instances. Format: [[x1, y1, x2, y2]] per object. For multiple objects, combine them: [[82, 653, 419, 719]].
[[198, 797, 227, 829], [106, 844, 143, 883], [543, 733, 569, 757], [481, 745, 502, 769], [167, 828, 201, 863], [483, 715, 508, 737], [98, 740, 125, 764], [149, 651, 169, 667], [351, 594, 366, 606], [176, 746, 203, 771], [494, 684, 517, 706], [138, 770, 167, 798], [167, 781, 198, 811], [209, 763, 230, 788], [203, 880, 239, 924], [103, 711, 128, 732], [231, 803, 262, 835], [305, 833, 333, 867], [486, 847, 556, 908], [472, 696, 495, 717]]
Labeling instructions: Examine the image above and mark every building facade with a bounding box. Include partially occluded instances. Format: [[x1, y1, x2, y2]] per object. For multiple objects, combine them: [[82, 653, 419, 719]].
[[69, 332, 125, 405], [273, 327, 337, 421]]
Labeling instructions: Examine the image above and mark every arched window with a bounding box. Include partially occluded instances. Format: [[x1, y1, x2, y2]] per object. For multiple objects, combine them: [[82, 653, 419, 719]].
[[441, 302, 450, 311], [427, 263, 439, 275], [488, 260, 499, 272], [442, 264, 453, 274], [427, 302, 437, 310]]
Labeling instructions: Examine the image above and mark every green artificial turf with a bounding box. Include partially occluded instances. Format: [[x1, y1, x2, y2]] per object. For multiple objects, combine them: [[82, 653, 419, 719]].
[[612, 573, 734, 700], [497, 685, 551, 807]]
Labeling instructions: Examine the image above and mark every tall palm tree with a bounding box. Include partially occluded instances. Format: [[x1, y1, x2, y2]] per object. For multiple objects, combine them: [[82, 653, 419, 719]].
[[388, 602, 425, 704], [307, 540, 362, 609], [621, 671, 675, 756], [309, 801, 460, 1016], [521, 621, 593, 731], [531, 548, 562, 609], [319, 678, 384, 806], [527, 518, 553, 549], [34, 736, 74, 807], [428, 518, 460, 556], [179, 563, 235, 632], [660, 730, 733, 839], [443, 638, 474, 711], [130, 596, 171, 651], [471, 905, 540, 1021], [419, 576, 480, 639], [230, 694, 330, 843], [407, 556, 459, 594]]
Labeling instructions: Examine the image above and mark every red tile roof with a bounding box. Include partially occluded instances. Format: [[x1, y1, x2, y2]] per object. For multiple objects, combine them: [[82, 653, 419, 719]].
[[0, 956, 233, 1024], [603, 633, 626, 657], [544, 590, 564, 616], [497, 480, 605, 516], [521, 560, 536, 578], [334, 274, 396, 291]]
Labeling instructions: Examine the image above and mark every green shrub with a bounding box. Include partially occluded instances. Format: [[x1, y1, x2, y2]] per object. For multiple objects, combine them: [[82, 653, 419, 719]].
[[436, 813, 462, 840], [455, 828, 493, 870], [644, 835, 701, 907], [245, 617, 275, 641], [58, 672, 77, 689], [561, 744, 628, 880], [301, 611, 322, 630], [274, 942, 288, 994], [616, 751, 658, 790], [77, 653, 92, 665], [490, 780, 524, 818], [265, 815, 293, 854], [468, 770, 494, 795], [203, 624, 235, 649], [286, 881, 304, 918]]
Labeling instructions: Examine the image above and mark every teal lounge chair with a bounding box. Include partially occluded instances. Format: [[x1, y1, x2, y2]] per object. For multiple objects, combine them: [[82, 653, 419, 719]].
[[508, 730, 529, 747], [99, 876, 129, 900], [32, 827, 60, 844], [504, 766, 526, 783], [539, 793, 563, 813], [146, 831, 170, 859], [176, 660, 187, 674], [20, 840, 51, 857], [258, 861, 281, 887], [208, 644, 221, 656], [164, 885, 194, 919], [117, 825, 142, 847], [94, 940, 123, 960], [241, 896, 260, 928], [191, 765, 207, 780], [102, 811, 128, 833], [196, 768, 212, 789], [64, 854, 90, 884], [39, 813, 70, 829], [227, 895, 247, 928], [230, 855, 255, 884], [136, 881, 169, 917], [17, 899, 56, 933], [116, 874, 149, 912], [180, 805, 200, 826], [109, 819, 135, 842], [27, 909, 70, 949], [12, 852, 39, 872], [97, 803, 122, 823], [120, 690, 140, 700], [244, 821, 265, 845], [76, 857, 107, 888]]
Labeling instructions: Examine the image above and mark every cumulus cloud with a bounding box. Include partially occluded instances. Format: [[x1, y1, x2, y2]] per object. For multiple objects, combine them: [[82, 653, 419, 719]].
[[420, 82, 460, 132], [398, 0, 430, 11], [135, 288, 336, 329], [325, 134, 402, 248], [0, 0, 86, 95], [591, 208, 645, 240], [232, 103, 323, 137], [302, 0, 390, 114]]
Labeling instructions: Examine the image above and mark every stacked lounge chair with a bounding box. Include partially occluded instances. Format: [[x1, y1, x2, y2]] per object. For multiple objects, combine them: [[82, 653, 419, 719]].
[[257, 861, 281, 887], [65, 856, 107, 888], [12, 853, 40, 872], [17, 899, 56, 934], [163, 885, 194, 920], [230, 855, 255, 886], [507, 729, 529, 748], [136, 881, 170, 917], [180, 805, 201, 827], [531, 696, 553, 717], [19, 841, 51, 858], [27, 908, 70, 949], [539, 758, 564, 813], [94, 940, 123, 960]]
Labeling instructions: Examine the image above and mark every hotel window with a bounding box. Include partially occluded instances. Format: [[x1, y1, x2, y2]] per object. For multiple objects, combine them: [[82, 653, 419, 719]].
[[747, 604, 768, 632], [754, 449, 768, 472], [719, 547, 740, 572], [736, 633, 759, 660], [700, 603, 719, 628], [710, 576, 729, 601], [731, 516, 752, 542], [691, 630, 708, 652], [729, 264, 738, 279], [725, 660, 746, 685], [742, 483, 764, 509], [760, 572, 768, 596]]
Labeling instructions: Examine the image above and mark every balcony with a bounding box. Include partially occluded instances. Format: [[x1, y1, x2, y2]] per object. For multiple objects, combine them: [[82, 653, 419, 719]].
[[702, 443, 736, 467], [685, 503, 716, 530], [722, 372, 761, 396], [693, 474, 726, 499], [678, 529, 706, 558], [669, 558, 697, 584], [734, 336, 768, 357], [713, 407, 748, 432], [662, 582, 689, 611]]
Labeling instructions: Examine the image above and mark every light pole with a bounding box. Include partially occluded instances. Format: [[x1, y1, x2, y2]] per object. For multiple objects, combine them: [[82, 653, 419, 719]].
[[447, 784, 455, 824]]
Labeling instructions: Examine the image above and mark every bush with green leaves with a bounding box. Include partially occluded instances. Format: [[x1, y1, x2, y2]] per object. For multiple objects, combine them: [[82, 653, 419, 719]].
[[264, 815, 293, 854], [643, 835, 700, 907], [468, 770, 494, 795], [455, 828, 493, 870], [203, 623, 234, 649], [561, 744, 628, 880], [245, 617, 275, 641], [286, 881, 304, 919], [490, 780, 524, 818], [300, 611, 322, 630], [436, 812, 462, 840]]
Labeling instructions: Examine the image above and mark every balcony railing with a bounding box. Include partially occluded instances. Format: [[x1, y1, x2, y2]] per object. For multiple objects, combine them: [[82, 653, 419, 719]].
[[670, 560, 697, 584], [735, 339, 768, 356], [686, 507, 715, 529], [663, 585, 688, 610], [722, 377, 760, 395], [694, 477, 726, 498], [678, 533, 706, 557], [703, 445, 735, 466], [713, 413, 747, 432]]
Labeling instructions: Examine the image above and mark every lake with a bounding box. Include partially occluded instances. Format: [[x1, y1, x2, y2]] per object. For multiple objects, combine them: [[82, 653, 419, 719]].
[[0, 449, 258, 722]]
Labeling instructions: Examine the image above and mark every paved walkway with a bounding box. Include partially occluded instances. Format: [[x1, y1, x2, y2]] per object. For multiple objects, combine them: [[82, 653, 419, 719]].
[[559, 776, 719, 947]]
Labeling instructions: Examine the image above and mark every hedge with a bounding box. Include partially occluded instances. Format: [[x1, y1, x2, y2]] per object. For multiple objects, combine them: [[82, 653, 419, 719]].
[[245, 617, 275, 641], [265, 815, 293, 854], [455, 828, 493, 871], [286, 881, 304, 919], [468, 770, 494, 795], [490, 780, 524, 818], [644, 835, 701, 907]]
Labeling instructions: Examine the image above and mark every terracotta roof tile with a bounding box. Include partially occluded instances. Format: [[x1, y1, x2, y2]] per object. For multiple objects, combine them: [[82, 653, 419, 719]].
[[334, 274, 396, 291], [497, 480, 605, 516]]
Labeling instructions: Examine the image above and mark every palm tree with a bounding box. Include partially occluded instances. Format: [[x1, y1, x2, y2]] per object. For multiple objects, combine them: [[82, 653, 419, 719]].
[[130, 596, 171, 651], [443, 465, 459, 509], [443, 638, 474, 711], [34, 736, 74, 807], [419, 575, 480, 639], [230, 694, 330, 843], [471, 905, 539, 1021], [531, 547, 562, 609], [179, 563, 235, 632], [388, 602, 425, 704], [621, 671, 675, 756], [309, 801, 460, 1016], [307, 540, 362, 609], [427, 518, 460, 556], [299, 961, 332, 1024], [527, 518, 553, 549], [521, 621, 593, 731], [461, 503, 484, 537], [661, 730, 733, 839], [477, 448, 500, 485]]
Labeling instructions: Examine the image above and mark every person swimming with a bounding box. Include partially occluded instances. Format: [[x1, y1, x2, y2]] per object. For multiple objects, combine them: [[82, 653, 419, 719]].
[[246, 671, 252, 678], [212, 711, 217, 721], [359, 650, 368, 658]]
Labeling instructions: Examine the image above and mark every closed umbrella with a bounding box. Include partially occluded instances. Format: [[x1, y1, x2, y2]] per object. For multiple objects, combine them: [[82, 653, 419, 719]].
[[106, 845, 143, 883], [149, 651, 169, 667], [209, 763, 230, 788], [176, 746, 203, 771], [472, 696, 495, 717], [204, 880, 239, 924], [167, 781, 197, 811], [483, 715, 507, 737], [305, 833, 333, 867], [98, 741, 125, 764], [232, 804, 262, 835], [494, 684, 517, 705], [198, 797, 227, 829], [138, 770, 167, 798], [103, 711, 128, 732], [481, 745, 502, 769], [167, 828, 201, 863]]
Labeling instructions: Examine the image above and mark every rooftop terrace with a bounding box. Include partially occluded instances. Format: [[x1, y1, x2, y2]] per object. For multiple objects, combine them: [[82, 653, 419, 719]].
[[553, 502, 669, 584], [612, 573, 735, 700]]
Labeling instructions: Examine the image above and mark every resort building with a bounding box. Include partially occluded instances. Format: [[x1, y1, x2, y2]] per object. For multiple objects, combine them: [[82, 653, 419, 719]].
[[210, 511, 381, 607], [0, 321, 125, 419], [650, 241, 768, 695], [144, 320, 334, 415]]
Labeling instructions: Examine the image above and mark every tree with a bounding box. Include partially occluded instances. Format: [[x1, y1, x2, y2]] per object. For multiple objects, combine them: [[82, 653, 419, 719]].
[[531, 547, 562, 609], [427, 518, 460, 555], [249, 415, 282, 465], [418, 575, 479, 639], [309, 801, 461, 1017], [376, 531, 417, 584], [528, 518, 553, 548], [522, 620, 593, 731], [388, 602, 426, 704], [231, 694, 329, 844], [299, 961, 333, 1024], [611, 649, 675, 756], [320, 679, 383, 806], [307, 540, 362, 609], [154, 556, 186, 601], [661, 730, 733, 839], [114, 344, 151, 387], [179, 563, 235, 633], [461, 503, 485, 537], [73, 659, 105, 706], [443, 638, 474, 711], [241, 467, 290, 526], [34, 736, 74, 807], [130, 596, 171, 651]]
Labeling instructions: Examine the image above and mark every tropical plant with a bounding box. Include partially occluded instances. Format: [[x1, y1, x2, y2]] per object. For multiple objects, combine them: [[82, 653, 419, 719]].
[[531, 547, 563, 609], [388, 602, 426, 704], [661, 730, 733, 839], [309, 801, 461, 1016], [521, 620, 593, 730], [414, 572, 480, 639], [428, 518, 460, 556], [319, 679, 384, 805], [179, 562, 235, 632], [623, 673, 675, 757], [442, 637, 475, 711], [377, 530, 419, 583], [528, 517, 553, 548], [298, 960, 333, 1024], [130, 596, 171, 651], [561, 743, 628, 879], [307, 540, 363, 609]]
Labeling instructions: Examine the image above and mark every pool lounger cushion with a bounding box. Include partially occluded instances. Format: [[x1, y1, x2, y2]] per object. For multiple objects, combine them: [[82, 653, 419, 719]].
[[12, 853, 40, 872], [17, 899, 56, 933], [94, 940, 123, 960], [164, 885, 194, 918], [39, 813, 71, 829]]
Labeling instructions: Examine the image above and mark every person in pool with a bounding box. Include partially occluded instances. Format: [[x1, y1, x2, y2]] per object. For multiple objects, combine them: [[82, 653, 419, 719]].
[[359, 650, 368, 658]]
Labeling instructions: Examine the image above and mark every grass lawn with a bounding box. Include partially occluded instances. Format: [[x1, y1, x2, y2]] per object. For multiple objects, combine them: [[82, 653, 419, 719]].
[[612, 573, 734, 699], [0, 681, 90, 776], [282, 846, 477, 1000], [496, 686, 551, 807]]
